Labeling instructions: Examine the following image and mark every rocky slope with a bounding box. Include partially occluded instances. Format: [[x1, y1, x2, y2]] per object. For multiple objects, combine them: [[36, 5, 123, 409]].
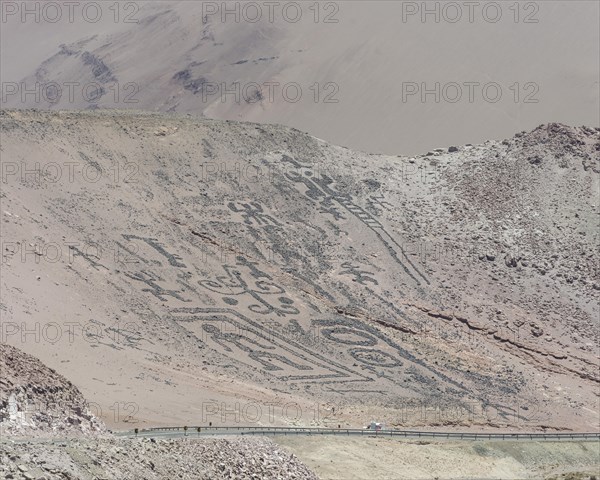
[[0, 436, 318, 480], [0, 345, 319, 479], [0, 110, 598, 432], [0, 343, 105, 437]]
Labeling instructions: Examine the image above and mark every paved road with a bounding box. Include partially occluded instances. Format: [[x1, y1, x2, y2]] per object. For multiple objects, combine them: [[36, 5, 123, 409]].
[[117, 426, 600, 442], [4, 427, 597, 444]]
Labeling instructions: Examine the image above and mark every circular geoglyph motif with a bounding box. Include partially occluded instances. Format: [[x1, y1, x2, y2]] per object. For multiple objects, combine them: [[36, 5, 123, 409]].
[[349, 348, 402, 368]]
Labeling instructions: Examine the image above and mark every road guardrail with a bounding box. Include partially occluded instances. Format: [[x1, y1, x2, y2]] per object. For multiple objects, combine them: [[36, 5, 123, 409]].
[[122, 426, 600, 441]]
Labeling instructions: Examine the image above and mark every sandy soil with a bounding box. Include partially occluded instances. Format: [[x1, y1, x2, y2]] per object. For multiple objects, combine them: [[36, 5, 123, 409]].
[[275, 436, 600, 480]]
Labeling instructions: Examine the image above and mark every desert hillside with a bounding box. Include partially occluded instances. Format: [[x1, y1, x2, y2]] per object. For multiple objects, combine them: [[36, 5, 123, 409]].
[[0, 342, 105, 437], [0, 343, 319, 478], [1, 110, 598, 432]]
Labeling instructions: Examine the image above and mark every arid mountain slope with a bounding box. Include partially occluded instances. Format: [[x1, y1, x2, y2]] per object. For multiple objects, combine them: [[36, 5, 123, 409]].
[[0, 110, 598, 431], [1, 1, 598, 154], [0, 342, 105, 437]]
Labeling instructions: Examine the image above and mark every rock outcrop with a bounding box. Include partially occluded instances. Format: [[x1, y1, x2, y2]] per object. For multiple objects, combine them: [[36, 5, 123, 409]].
[[0, 343, 105, 437]]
